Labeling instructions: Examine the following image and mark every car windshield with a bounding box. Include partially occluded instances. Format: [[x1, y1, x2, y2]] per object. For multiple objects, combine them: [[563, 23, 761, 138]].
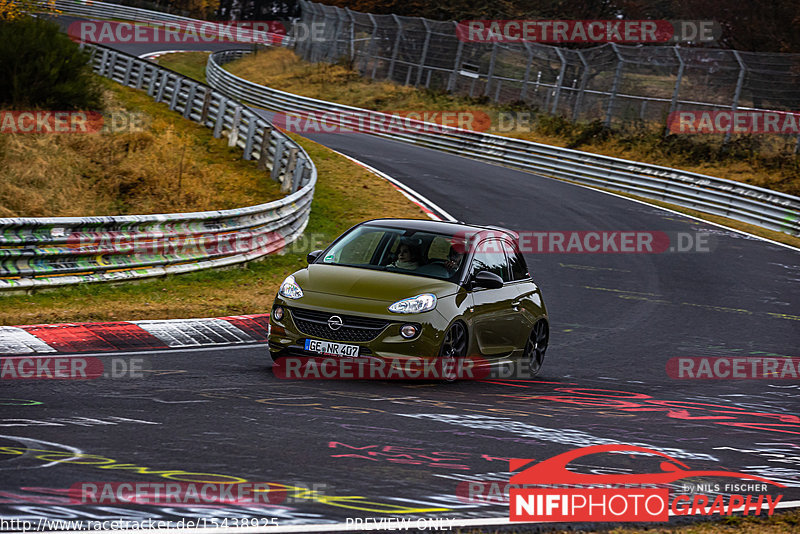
[[319, 224, 469, 281]]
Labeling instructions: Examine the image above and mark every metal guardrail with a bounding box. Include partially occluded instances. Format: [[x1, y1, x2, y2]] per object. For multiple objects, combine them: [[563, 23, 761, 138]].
[[36, 0, 800, 237], [37, 0, 291, 46], [207, 50, 799, 237], [0, 43, 316, 291]]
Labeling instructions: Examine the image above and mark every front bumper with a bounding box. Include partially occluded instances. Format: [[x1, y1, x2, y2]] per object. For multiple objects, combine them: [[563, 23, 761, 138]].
[[268, 297, 449, 362]]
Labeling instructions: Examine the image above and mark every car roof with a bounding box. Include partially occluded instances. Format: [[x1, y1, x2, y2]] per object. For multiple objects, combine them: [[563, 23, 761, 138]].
[[362, 218, 519, 242]]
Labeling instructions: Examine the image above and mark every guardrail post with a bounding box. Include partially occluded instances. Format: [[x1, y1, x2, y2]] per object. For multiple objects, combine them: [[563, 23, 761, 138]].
[[183, 83, 198, 119], [122, 57, 133, 86], [447, 21, 465, 93], [135, 62, 146, 89], [283, 147, 299, 192], [484, 42, 498, 97], [87, 44, 98, 64], [604, 44, 624, 127], [228, 106, 242, 148], [551, 47, 567, 114], [243, 119, 257, 160], [155, 72, 169, 103], [291, 159, 306, 193], [665, 46, 686, 137], [723, 50, 747, 148], [213, 100, 228, 138], [147, 67, 159, 96], [169, 77, 182, 111], [271, 137, 286, 181], [200, 91, 212, 126], [386, 14, 403, 81], [572, 49, 590, 121], [415, 19, 432, 87], [98, 49, 109, 76], [106, 51, 118, 79], [257, 125, 274, 170]]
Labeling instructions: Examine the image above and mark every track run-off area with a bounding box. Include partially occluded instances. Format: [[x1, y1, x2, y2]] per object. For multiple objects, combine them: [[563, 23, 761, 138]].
[[1, 15, 799, 533]]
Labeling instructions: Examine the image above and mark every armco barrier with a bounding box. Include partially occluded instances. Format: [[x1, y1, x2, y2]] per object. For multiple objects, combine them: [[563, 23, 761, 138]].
[[31, 0, 800, 237], [34, 0, 291, 46], [206, 50, 800, 238], [0, 43, 316, 291]]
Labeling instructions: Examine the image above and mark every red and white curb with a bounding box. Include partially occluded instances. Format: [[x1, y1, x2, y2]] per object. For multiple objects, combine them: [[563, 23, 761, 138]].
[[0, 315, 270, 355], [138, 50, 212, 60]]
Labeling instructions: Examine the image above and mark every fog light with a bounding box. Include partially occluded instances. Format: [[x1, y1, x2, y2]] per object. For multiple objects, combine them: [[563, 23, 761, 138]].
[[400, 324, 418, 339], [273, 306, 284, 321]]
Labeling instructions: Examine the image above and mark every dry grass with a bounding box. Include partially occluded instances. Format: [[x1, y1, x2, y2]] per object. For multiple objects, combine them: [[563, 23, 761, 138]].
[[0, 133, 427, 325], [0, 78, 283, 217]]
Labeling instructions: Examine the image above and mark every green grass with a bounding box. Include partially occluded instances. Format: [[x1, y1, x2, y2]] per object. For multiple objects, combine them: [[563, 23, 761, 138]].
[[154, 51, 208, 84]]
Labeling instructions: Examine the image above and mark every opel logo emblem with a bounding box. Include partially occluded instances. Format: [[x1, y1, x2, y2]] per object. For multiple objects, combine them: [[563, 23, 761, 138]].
[[327, 315, 343, 331]]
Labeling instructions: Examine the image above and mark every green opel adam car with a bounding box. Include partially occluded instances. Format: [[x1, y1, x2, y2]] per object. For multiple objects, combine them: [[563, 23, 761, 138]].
[[268, 219, 549, 375]]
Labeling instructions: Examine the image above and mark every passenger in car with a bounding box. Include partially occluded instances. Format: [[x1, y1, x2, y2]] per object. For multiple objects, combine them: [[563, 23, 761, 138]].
[[444, 246, 465, 273]]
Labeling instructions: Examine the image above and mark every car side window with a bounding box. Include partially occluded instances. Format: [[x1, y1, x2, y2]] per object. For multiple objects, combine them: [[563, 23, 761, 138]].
[[470, 239, 510, 282], [502, 240, 530, 281]]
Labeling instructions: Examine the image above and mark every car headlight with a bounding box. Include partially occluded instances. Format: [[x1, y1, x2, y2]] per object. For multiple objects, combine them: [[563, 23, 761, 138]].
[[388, 293, 436, 314], [279, 275, 303, 299]]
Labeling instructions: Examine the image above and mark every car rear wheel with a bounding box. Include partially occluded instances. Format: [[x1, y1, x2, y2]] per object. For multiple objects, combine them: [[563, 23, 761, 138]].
[[439, 321, 467, 381], [525, 320, 549, 376]]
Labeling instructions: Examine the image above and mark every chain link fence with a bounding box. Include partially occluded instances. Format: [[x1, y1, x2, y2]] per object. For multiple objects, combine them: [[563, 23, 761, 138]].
[[294, 0, 800, 154]]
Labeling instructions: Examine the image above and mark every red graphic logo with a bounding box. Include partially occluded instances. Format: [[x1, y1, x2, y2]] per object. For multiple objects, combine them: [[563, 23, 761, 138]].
[[509, 445, 785, 522]]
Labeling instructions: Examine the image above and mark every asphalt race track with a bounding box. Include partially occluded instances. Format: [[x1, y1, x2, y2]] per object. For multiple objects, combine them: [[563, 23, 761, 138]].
[[2, 17, 799, 532]]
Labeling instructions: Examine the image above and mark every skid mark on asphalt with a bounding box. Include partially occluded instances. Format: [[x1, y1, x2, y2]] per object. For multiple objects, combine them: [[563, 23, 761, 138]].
[[584, 285, 800, 321]]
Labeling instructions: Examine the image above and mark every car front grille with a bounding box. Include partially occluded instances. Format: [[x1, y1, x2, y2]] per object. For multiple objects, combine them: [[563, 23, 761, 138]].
[[289, 307, 391, 342]]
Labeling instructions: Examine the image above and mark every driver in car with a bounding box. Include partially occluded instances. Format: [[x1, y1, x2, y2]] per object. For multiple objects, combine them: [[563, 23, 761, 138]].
[[391, 239, 422, 270]]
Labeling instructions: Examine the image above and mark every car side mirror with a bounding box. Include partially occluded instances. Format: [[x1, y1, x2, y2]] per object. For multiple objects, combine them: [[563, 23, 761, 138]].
[[472, 271, 503, 289], [307, 249, 323, 264]]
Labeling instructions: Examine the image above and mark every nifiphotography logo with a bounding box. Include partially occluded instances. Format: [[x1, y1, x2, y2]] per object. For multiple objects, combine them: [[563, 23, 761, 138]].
[[506, 444, 785, 522]]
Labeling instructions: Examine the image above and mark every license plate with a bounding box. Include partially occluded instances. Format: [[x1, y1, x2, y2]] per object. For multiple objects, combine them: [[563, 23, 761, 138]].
[[304, 339, 360, 357]]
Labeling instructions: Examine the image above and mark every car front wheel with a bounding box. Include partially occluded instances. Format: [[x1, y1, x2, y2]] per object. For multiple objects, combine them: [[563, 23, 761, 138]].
[[525, 320, 549, 376], [439, 321, 467, 381]]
